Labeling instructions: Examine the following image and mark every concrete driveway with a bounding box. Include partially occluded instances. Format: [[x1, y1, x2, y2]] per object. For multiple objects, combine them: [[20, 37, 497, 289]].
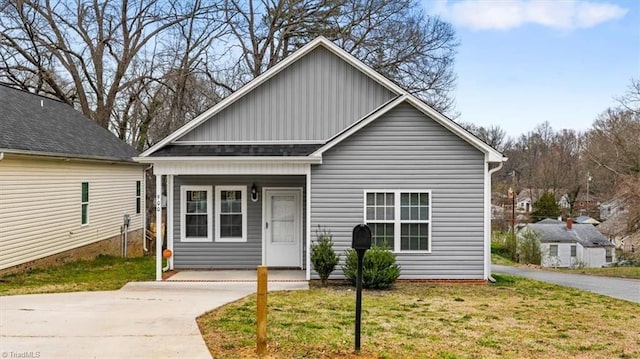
[[493, 265, 640, 303], [0, 281, 307, 359]]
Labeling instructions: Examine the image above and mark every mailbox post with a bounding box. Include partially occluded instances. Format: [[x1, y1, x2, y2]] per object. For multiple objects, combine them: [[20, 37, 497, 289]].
[[352, 224, 372, 352]]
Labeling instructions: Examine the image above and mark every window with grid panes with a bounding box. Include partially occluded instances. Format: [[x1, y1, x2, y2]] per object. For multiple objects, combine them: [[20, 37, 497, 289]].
[[365, 192, 395, 248], [181, 186, 212, 242], [365, 191, 431, 252]]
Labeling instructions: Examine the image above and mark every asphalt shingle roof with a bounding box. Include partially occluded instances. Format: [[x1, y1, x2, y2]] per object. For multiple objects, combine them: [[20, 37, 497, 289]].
[[151, 144, 323, 157], [0, 85, 138, 162], [523, 221, 614, 248]]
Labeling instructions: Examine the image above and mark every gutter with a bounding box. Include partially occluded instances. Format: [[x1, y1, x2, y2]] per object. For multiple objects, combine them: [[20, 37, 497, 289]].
[[0, 148, 139, 164], [485, 159, 507, 281]]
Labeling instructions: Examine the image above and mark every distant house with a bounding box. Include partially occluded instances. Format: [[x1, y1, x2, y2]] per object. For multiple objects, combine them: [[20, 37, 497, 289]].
[[600, 199, 624, 221], [517, 197, 532, 212], [520, 218, 615, 268], [558, 194, 571, 210], [574, 215, 600, 225], [0, 85, 145, 274], [136, 37, 506, 281]]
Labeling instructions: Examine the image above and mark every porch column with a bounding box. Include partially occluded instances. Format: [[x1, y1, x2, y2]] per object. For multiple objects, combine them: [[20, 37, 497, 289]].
[[306, 166, 312, 280], [167, 175, 174, 270], [155, 173, 163, 281]]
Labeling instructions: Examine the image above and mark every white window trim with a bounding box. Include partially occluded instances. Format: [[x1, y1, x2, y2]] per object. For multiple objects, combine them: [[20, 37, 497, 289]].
[[180, 185, 213, 242], [81, 181, 89, 226], [363, 190, 432, 253], [215, 186, 248, 242]]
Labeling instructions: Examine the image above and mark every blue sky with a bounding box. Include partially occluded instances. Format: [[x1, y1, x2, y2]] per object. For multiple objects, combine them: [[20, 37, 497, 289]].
[[422, 0, 640, 138]]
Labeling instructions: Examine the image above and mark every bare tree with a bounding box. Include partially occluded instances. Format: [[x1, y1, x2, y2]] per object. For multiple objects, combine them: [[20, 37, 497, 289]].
[[499, 123, 585, 215], [0, 0, 226, 137], [221, 0, 459, 113], [585, 104, 640, 231], [1, 0, 459, 148], [458, 122, 509, 152]]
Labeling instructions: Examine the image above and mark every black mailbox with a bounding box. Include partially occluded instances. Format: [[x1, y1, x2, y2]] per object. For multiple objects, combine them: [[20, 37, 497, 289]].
[[352, 224, 372, 250]]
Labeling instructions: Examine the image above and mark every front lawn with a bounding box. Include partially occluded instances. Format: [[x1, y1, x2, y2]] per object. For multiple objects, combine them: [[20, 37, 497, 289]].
[[198, 276, 640, 359], [0, 255, 155, 296]]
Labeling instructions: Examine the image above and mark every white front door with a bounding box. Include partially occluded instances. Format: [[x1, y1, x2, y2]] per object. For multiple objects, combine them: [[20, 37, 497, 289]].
[[264, 189, 302, 267]]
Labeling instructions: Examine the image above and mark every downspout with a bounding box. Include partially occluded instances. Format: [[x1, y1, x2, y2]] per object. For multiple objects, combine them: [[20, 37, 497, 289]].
[[0, 152, 4, 161], [486, 160, 506, 283]]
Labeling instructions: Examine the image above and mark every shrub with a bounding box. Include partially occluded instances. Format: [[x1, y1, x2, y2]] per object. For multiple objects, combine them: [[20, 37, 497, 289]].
[[518, 229, 542, 265], [310, 227, 339, 286], [342, 245, 401, 289]]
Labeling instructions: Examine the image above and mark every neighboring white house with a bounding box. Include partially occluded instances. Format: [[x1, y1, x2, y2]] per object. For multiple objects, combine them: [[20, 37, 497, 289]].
[[600, 199, 624, 221], [0, 85, 145, 274], [516, 197, 532, 212], [519, 218, 615, 268], [558, 194, 571, 210]]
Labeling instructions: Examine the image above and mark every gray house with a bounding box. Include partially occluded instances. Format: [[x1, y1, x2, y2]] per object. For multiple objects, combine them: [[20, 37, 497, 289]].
[[136, 37, 506, 281]]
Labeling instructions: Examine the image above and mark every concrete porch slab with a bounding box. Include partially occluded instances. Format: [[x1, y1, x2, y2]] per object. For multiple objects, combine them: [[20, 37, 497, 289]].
[[165, 269, 307, 283]]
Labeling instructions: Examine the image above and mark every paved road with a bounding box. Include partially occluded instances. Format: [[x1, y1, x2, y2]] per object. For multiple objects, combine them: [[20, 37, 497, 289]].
[[0, 281, 307, 359], [493, 265, 640, 303]]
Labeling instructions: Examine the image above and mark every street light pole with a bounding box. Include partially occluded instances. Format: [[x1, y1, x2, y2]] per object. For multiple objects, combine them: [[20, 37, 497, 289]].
[[508, 187, 515, 234], [586, 172, 592, 216]]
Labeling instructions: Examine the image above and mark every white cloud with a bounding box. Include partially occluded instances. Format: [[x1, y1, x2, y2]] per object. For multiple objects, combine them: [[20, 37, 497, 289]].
[[430, 0, 628, 30]]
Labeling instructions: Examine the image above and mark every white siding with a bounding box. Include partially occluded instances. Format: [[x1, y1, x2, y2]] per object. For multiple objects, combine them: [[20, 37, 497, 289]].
[[583, 247, 607, 268], [0, 156, 144, 270], [541, 243, 574, 267]]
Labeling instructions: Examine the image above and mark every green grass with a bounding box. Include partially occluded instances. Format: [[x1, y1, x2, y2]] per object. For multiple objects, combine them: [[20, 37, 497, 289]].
[[491, 253, 516, 265], [198, 277, 640, 359], [0, 255, 155, 296]]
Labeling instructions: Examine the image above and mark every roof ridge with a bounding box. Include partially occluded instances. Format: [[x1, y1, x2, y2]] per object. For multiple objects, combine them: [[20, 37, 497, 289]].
[[0, 83, 66, 104]]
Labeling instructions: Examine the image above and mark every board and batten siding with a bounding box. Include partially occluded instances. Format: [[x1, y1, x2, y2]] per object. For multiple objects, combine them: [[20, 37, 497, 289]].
[[310, 103, 486, 279], [0, 156, 144, 270], [178, 46, 396, 143], [172, 175, 306, 269]]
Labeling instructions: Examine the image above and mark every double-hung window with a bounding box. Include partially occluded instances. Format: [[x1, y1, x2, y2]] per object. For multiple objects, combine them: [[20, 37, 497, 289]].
[[181, 186, 212, 242], [81, 182, 89, 225], [549, 244, 559, 257], [365, 190, 431, 252], [215, 186, 247, 242]]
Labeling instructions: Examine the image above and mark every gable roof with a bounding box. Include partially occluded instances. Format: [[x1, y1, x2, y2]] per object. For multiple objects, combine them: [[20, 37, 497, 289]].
[[0, 85, 138, 162], [523, 221, 613, 248], [574, 215, 600, 225], [139, 37, 505, 163]]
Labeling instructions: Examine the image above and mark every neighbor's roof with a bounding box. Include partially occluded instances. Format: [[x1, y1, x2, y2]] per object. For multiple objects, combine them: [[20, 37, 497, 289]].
[[537, 218, 563, 224], [0, 85, 138, 162], [139, 37, 505, 163], [523, 220, 614, 248], [575, 215, 600, 225]]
